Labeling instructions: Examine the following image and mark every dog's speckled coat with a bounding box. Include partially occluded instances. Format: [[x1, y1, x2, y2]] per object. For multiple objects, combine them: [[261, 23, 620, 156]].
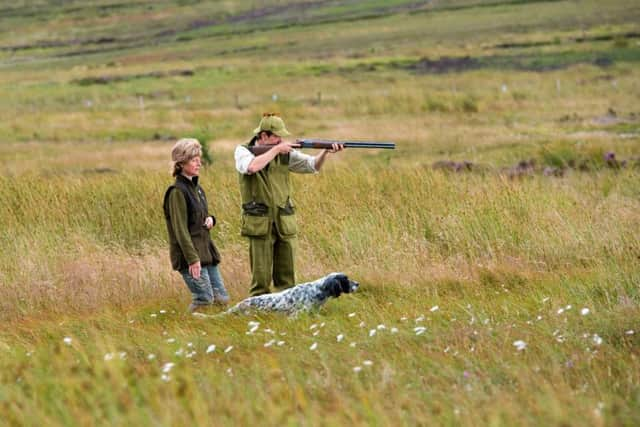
[[225, 272, 359, 316]]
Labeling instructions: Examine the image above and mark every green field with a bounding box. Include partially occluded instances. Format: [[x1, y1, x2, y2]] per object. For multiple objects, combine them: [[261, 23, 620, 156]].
[[1, 0, 639, 425]]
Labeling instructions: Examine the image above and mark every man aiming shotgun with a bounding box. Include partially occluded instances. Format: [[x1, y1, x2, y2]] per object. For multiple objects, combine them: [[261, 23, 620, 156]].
[[234, 113, 394, 297]]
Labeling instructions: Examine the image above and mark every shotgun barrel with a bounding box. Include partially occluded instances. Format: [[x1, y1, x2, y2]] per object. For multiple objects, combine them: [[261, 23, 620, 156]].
[[297, 139, 396, 150], [248, 139, 395, 155]]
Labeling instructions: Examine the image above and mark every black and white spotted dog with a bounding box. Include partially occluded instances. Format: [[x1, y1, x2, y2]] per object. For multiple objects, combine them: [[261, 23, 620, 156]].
[[224, 272, 359, 316]]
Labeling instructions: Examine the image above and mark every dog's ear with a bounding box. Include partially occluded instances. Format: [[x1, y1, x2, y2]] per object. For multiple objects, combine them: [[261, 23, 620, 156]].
[[329, 278, 343, 297], [339, 275, 352, 293], [322, 276, 343, 298]]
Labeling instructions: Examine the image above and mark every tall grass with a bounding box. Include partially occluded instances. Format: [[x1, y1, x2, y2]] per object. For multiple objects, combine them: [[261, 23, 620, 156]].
[[1, 165, 638, 320]]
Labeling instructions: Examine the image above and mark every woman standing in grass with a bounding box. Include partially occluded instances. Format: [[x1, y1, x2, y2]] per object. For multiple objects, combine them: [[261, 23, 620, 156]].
[[163, 138, 229, 313]]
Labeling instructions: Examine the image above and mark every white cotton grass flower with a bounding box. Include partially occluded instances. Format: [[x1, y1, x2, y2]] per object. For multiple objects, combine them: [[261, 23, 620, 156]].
[[310, 324, 318, 330], [312, 331, 320, 336], [147, 354, 156, 360], [363, 360, 373, 366], [150, 313, 157, 318], [542, 297, 550, 303], [415, 315, 425, 323], [626, 330, 635, 335], [175, 348, 184, 356], [377, 324, 386, 330], [336, 334, 344, 342], [63, 337, 72, 346], [353, 366, 362, 373], [309, 342, 318, 351], [159, 309, 167, 314], [186, 351, 196, 358], [161, 374, 170, 382], [581, 308, 590, 316], [349, 342, 357, 348], [104, 353, 114, 361], [162, 362, 175, 373], [594, 402, 604, 417], [166, 338, 176, 344], [390, 327, 398, 334], [369, 329, 377, 337], [414, 326, 427, 335], [557, 308, 565, 315], [400, 316, 408, 321], [348, 312, 356, 318], [592, 334, 603, 346], [206, 345, 216, 354], [119, 352, 127, 360], [513, 340, 527, 351], [264, 340, 275, 348], [430, 305, 439, 312], [224, 346, 233, 354], [264, 328, 275, 335], [187, 342, 194, 348], [359, 321, 366, 328], [277, 341, 285, 346]]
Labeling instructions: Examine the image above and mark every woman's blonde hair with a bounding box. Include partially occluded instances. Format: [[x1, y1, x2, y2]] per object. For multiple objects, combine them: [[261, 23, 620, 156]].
[[170, 138, 202, 176]]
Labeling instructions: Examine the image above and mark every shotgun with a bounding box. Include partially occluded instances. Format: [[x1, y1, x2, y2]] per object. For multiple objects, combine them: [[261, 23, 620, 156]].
[[248, 138, 396, 155]]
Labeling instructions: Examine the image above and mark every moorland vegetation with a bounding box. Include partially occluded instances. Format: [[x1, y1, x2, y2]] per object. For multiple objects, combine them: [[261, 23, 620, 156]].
[[0, 0, 639, 425]]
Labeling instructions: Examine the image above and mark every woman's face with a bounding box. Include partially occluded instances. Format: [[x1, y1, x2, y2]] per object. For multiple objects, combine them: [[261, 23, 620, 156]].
[[182, 156, 201, 177]]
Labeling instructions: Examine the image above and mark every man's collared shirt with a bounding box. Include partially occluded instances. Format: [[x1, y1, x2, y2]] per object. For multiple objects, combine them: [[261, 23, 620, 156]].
[[235, 145, 317, 175]]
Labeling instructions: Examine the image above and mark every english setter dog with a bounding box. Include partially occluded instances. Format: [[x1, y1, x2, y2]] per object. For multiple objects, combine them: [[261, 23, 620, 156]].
[[224, 272, 359, 316]]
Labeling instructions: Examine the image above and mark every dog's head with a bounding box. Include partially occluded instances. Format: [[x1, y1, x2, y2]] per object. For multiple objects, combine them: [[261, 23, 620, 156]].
[[322, 273, 359, 298]]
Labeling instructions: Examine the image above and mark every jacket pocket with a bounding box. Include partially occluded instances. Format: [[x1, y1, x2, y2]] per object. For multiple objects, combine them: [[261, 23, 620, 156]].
[[242, 201, 269, 216], [241, 214, 270, 237], [277, 209, 297, 237], [190, 229, 213, 265]]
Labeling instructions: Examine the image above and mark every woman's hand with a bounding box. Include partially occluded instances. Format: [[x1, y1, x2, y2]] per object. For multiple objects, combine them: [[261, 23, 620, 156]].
[[189, 261, 201, 279], [204, 216, 214, 229]]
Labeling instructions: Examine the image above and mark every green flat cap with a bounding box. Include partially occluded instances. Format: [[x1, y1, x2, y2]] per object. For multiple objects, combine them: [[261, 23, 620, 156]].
[[253, 114, 291, 136]]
